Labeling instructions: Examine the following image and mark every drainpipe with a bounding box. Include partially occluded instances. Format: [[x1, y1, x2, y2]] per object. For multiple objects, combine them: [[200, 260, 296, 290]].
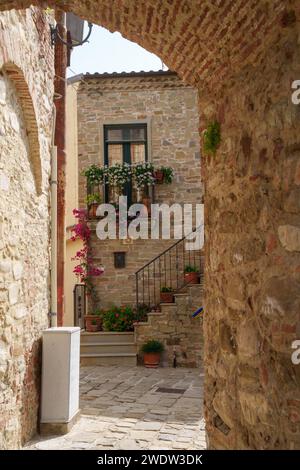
[[54, 10, 67, 326], [50, 106, 58, 327]]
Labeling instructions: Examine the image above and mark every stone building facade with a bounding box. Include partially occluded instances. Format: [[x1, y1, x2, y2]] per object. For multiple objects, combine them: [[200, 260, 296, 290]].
[[69, 71, 202, 310], [0, 8, 54, 449]]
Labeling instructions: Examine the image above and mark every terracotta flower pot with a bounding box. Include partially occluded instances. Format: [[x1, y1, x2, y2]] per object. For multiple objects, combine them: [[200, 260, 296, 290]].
[[142, 197, 151, 216], [160, 291, 174, 303], [88, 203, 99, 219], [154, 170, 164, 184], [85, 315, 101, 332], [143, 352, 161, 368], [184, 272, 199, 284], [89, 324, 99, 332]]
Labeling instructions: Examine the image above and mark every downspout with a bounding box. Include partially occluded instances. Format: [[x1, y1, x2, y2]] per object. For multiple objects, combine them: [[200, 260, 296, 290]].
[[50, 106, 58, 327], [54, 10, 67, 326]]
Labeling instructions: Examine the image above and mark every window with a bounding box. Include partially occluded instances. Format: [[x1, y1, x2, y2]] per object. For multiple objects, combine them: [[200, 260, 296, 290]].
[[104, 123, 148, 205]]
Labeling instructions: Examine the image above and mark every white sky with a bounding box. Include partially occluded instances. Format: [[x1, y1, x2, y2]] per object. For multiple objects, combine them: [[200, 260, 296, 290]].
[[67, 24, 166, 78]]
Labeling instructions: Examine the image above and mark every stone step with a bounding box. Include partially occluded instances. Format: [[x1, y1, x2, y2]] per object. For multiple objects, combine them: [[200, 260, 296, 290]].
[[80, 352, 137, 367], [80, 342, 136, 355], [81, 331, 134, 344]]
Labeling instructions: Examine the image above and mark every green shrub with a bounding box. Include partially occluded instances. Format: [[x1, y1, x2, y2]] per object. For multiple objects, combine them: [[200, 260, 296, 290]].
[[184, 265, 198, 273], [203, 121, 221, 155], [141, 340, 165, 354], [102, 305, 135, 332]]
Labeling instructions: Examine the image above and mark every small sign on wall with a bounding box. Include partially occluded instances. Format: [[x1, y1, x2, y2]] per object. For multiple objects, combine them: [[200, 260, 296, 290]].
[[114, 251, 126, 268]]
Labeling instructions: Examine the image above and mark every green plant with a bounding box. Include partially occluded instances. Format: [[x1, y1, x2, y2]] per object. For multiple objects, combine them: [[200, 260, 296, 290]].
[[102, 305, 135, 332], [135, 304, 149, 323], [159, 166, 174, 184], [91, 319, 97, 326], [83, 164, 106, 185], [184, 265, 198, 273], [203, 121, 221, 155], [141, 339, 165, 354], [132, 162, 155, 189], [160, 286, 173, 293], [85, 193, 101, 205], [107, 163, 132, 189]]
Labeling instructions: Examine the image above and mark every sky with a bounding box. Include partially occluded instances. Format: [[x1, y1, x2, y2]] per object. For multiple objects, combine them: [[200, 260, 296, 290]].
[[67, 24, 166, 78]]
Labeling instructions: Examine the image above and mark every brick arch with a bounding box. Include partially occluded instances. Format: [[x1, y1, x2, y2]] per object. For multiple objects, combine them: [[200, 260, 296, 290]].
[[1, 62, 42, 194], [0, 1, 293, 89], [1, 0, 300, 451]]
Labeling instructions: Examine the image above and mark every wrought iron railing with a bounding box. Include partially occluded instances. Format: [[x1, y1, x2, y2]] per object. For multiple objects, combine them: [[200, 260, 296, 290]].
[[135, 227, 204, 311]]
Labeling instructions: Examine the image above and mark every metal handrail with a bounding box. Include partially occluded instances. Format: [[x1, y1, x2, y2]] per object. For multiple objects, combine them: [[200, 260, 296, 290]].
[[135, 226, 203, 311]]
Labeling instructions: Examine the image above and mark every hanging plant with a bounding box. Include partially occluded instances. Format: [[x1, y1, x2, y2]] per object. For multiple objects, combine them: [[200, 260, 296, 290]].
[[132, 162, 155, 189], [154, 166, 174, 184], [83, 164, 107, 186], [107, 163, 132, 190], [203, 121, 221, 156]]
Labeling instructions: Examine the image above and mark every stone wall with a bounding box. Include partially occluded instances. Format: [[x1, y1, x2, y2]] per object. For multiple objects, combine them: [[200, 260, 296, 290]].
[[76, 72, 201, 207], [0, 8, 54, 449], [134, 284, 204, 368], [75, 73, 202, 309], [203, 19, 300, 449]]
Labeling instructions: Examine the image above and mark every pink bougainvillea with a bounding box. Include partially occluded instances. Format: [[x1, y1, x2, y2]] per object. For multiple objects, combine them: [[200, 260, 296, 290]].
[[71, 208, 104, 291]]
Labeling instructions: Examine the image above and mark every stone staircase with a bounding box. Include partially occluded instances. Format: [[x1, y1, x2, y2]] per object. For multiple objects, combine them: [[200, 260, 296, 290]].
[[80, 332, 137, 366], [134, 283, 204, 368]]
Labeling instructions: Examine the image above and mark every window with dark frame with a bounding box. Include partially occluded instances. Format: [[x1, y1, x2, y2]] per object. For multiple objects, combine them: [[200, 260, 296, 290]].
[[104, 123, 148, 206]]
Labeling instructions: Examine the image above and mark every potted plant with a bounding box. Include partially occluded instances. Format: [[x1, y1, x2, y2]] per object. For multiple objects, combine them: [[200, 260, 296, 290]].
[[84, 310, 102, 332], [86, 193, 101, 218], [89, 319, 99, 332], [184, 265, 199, 284], [154, 166, 174, 184], [160, 286, 174, 303], [141, 339, 164, 368]]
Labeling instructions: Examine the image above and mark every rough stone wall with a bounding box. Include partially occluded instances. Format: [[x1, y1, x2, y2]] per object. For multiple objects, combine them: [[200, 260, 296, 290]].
[[0, 8, 54, 449], [134, 284, 203, 368], [89, 224, 177, 309], [203, 20, 300, 449], [1, 0, 300, 450], [76, 73, 202, 309]]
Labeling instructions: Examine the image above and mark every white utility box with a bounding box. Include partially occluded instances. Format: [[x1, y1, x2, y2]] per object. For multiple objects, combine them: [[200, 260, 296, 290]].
[[41, 327, 80, 434]]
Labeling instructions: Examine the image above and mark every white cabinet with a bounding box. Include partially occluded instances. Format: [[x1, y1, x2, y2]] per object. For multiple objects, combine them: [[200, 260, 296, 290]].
[[41, 327, 80, 425]]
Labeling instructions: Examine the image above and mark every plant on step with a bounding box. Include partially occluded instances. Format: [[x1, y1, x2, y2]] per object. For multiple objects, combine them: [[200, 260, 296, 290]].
[[134, 303, 149, 323], [141, 340, 165, 368], [203, 120, 221, 156], [160, 286, 173, 292], [102, 305, 135, 332], [184, 265, 199, 284], [160, 286, 174, 303], [184, 265, 198, 273], [154, 166, 174, 184]]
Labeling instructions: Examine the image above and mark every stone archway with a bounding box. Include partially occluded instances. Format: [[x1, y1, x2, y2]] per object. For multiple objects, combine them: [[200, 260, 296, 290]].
[[2, 63, 42, 194], [1, 0, 300, 450]]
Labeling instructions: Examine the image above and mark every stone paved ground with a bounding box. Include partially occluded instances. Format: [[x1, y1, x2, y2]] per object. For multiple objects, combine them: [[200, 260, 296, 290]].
[[26, 366, 206, 450]]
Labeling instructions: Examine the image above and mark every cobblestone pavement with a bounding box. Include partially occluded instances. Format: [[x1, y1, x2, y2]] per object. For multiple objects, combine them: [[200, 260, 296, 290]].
[[26, 366, 206, 450]]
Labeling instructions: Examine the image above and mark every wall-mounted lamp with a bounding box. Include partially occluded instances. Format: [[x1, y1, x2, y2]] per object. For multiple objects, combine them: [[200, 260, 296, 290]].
[[50, 13, 93, 48]]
